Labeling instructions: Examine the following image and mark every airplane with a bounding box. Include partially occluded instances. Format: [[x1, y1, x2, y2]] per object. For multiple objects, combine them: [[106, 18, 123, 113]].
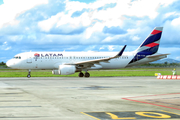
[[6, 27, 169, 78]]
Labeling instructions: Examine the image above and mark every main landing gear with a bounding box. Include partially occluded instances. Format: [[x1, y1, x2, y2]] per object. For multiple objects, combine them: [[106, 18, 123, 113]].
[[27, 69, 31, 78], [78, 72, 90, 78]]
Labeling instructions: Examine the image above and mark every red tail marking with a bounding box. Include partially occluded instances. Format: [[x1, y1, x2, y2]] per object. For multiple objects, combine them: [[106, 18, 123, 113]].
[[145, 43, 159, 47], [151, 30, 162, 35]]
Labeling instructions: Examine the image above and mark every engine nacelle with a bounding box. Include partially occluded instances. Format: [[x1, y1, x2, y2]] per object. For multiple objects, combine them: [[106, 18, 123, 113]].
[[52, 65, 76, 75]]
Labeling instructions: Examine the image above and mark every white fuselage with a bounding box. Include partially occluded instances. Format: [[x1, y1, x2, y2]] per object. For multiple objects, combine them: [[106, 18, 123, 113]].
[[6, 51, 165, 70]]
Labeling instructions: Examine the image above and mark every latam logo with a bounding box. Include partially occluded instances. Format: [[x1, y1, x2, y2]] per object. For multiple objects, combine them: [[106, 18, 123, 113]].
[[34, 53, 40, 57], [34, 53, 63, 57]]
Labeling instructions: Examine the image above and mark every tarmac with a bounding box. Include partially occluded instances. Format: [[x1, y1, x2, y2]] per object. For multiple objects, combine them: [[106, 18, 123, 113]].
[[0, 77, 180, 120]]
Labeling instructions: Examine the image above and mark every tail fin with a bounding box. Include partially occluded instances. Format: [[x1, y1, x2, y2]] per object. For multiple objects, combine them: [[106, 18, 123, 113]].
[[136, 27, 163, 54], [129, 27, 163, 64]]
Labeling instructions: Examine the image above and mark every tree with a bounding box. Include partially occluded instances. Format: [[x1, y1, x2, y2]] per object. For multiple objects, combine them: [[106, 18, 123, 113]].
[[0, 62, 6, 65]]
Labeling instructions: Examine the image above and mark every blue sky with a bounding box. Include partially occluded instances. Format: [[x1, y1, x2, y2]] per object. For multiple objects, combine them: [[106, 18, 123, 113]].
[[0, 0, 3, 5], [0, 0, 180, 62]]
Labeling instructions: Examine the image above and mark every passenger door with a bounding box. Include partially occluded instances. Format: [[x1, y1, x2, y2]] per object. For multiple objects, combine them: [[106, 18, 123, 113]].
[[27, 54, 32, 63]]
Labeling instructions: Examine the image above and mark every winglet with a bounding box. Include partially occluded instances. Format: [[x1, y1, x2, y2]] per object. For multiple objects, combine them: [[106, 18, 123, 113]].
[[117, 45, 126, 56], [113, 45, 127, 58]]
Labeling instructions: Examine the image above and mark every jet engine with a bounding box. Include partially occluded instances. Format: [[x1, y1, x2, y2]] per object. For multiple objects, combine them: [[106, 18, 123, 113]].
[[52, 65, 76, 75]]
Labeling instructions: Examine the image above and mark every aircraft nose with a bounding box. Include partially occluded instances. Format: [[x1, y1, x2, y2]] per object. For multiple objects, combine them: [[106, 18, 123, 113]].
[[6, 59, 14, 67]]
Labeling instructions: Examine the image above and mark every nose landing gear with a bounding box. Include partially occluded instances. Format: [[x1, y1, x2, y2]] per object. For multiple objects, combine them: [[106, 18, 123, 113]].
[[27, 69, 31, 78]]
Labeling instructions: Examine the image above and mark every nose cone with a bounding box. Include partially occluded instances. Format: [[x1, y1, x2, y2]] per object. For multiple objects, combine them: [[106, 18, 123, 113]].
[[6, 59, 21, 69], [6, 59, 14, 68]]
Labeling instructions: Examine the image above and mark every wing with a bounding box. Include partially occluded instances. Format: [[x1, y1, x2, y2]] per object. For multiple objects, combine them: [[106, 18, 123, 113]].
[[65, 45, 127, 69]]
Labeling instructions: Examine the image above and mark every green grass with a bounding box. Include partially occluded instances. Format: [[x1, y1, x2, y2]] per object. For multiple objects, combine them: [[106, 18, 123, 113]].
[[0, 68, 178, 77]]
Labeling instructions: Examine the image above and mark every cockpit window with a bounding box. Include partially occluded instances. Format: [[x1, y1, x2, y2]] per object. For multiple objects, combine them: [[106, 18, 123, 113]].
[[13, 56, 21, 59]]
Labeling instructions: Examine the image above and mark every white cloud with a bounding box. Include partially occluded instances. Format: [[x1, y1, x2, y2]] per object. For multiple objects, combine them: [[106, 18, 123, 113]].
[[38, 0, 177, 39], [128, 0, 177, 18], [38, 10, 92, 32], [108, 45, 114, 51], [171, 17, 180, 26], [164, 12, 176, 18], [38, 12, 64, 32], [84, 22, 104, 39], [0, 41, 11, 50], [89, 0, 117, 10], [0, 0, 48, 29], [132, 36, 140, 41], [65, 0, 88, 12], [4, 46, 11, 50], [102, 34, 122, 43], [160, 0, 178, 7]]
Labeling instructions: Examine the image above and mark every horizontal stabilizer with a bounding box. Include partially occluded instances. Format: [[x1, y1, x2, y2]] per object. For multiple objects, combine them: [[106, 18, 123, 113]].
[[147, 54, 170, 58]]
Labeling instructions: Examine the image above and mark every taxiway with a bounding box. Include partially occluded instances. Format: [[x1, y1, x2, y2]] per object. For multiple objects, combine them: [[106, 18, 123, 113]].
[[0, 77, 180, 120]]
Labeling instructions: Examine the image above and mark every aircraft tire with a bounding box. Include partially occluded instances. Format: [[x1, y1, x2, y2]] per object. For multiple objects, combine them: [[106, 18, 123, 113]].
[[85, 72, 90, 78], [78, 72, 84, 77], [27, 74, 31, 78]]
